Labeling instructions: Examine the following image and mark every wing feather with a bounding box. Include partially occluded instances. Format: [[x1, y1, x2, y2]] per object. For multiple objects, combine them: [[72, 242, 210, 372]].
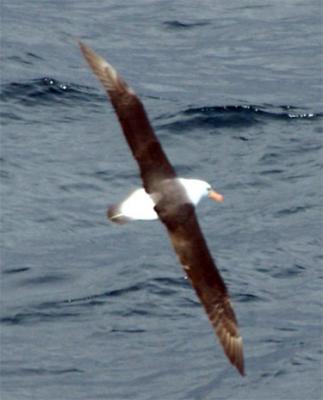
[[79, 42, 176, 193], [162, 203, 244, 375]]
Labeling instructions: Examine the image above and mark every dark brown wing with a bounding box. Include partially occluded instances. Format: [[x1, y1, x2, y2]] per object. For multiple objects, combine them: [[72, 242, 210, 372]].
[[157, 199, 244, 376], [79, 42, 176, 193]]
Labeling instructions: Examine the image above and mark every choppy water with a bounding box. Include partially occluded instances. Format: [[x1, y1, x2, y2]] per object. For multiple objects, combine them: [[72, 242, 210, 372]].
[[1, 1, 322, 399]]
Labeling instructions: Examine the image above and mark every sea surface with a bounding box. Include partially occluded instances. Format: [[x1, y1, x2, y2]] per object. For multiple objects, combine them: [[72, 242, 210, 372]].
[[1, 1, 322, 399]]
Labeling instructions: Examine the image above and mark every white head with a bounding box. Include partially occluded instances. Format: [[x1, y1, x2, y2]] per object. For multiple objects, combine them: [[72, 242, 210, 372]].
[[178, 178, 224, 206]]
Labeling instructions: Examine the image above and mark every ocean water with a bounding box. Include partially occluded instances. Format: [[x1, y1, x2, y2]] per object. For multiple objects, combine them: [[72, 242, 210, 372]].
[[1, 1, 322, 399]]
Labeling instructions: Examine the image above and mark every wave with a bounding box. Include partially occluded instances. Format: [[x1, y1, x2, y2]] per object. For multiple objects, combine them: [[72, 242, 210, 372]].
[[0, 77, 102, 107], [158, 105, 321, 133], [0, 275, 190, 327], [1, 78, 321, 127], [163, 20, 210, 29]]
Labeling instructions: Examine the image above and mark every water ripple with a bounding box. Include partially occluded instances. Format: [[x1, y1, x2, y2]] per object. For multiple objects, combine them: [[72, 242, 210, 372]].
[[0, 78, 102, 108], [163, 20, 210, 29], [158, 105, 321, 133]]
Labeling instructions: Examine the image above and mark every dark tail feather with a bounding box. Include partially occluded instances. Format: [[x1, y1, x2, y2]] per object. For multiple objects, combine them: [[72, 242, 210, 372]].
[[107, 204, 132, 224]]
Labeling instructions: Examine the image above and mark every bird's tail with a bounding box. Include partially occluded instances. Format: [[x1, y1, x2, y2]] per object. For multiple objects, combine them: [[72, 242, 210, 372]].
[[107, 204, 132, 224]]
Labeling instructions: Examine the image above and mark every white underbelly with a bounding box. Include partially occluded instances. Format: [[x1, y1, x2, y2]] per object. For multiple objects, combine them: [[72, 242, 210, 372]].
[[120, 188, 158, 220]]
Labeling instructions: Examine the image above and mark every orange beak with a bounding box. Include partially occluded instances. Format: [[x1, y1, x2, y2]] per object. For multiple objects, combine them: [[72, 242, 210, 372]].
[[208, 189, 224, 202]]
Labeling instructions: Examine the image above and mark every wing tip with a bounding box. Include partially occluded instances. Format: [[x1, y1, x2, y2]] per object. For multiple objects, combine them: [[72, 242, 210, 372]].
[[79, 41, 120, 88], [79, 40, 102, 66], [207, 296, 245, 376], [79, 41, 136, 101], [220, 330, 245, 376], [232, 336, 245, 376]]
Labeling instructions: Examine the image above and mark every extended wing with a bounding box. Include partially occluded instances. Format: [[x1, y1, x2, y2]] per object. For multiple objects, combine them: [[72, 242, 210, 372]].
[[79, 42, 176, 193], [156, 200, 244, 375]]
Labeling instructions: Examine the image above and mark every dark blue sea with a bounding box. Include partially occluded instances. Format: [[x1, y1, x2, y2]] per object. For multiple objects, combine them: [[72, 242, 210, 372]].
[[1, 1, 322, 399]]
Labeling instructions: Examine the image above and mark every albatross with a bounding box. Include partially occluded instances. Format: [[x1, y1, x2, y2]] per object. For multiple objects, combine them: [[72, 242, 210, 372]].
[[79, 42, 245, 375]]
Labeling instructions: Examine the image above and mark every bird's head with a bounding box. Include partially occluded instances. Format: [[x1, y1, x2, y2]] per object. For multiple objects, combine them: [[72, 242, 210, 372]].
[[206, 183, 224, 203], [179, 178, 224, 206]]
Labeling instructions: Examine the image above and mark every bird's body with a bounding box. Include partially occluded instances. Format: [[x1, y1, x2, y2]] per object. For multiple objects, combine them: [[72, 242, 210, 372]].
[[109, 178, 222, 223], [79, 42, 245, 375]]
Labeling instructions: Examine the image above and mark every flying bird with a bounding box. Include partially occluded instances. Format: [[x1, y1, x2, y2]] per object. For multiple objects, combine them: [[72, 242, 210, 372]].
[[79, 42, 244, 375]]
